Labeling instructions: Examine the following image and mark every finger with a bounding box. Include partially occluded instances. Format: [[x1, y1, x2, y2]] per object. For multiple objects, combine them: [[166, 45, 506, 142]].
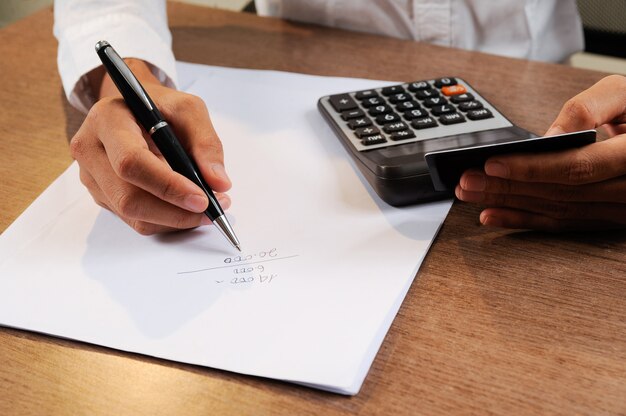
[[458, 169, 626, 203], [483, 137, 626, 185], [121, 219, 185, 236], [119, 193, 231, 235], [545, 74, 626, 135], [102, 129, 211, 213], [89, 99, 210, 213], [107, 185, 210, 232], [478, 208, 620, 232], [214, 193, 232, 211], [457, 187, 626, 224], [79, 168, 113, 211], [71, 119, 114, 211], [601, 122, 626, 138], [82, 148, 212, 232], [162, 93, 232, 193], [114, 193, 232, 236]]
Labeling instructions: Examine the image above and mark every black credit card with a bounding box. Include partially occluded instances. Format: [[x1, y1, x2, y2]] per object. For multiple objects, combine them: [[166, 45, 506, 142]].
[[425, 129, 597, 191]]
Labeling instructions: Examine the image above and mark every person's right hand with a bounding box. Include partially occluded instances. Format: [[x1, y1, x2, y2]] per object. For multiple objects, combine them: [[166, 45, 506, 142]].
[[69, 59, 232, 235]]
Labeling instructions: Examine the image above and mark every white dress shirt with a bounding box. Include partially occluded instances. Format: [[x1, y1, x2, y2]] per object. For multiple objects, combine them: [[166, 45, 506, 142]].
[[54, 0, 175, 113], [54, 0, 583, 113]]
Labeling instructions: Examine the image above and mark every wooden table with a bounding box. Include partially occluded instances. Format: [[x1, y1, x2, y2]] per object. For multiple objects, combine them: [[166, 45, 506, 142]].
[[1, 3, 625, 415]]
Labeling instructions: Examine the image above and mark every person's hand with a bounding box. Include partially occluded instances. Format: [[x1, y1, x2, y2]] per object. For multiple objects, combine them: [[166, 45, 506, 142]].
[[455, 74, 626, 231], [69, 59, 231, 235]]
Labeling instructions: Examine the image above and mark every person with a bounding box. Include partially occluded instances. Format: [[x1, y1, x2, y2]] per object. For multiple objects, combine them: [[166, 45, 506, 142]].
[[55, 0, 623, 233], [55, 1, 584, 113]]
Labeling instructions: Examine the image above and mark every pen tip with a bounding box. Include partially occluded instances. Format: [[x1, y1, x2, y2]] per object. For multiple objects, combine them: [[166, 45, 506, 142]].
[[236, 245, 242, 252]]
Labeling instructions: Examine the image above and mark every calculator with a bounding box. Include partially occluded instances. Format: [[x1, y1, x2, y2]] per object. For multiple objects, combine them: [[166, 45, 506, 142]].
[[318, 77, 534, 206]]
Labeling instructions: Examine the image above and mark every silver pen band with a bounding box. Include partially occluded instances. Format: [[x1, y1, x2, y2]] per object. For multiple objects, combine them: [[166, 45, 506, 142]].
[[149, 121, 168, 135]]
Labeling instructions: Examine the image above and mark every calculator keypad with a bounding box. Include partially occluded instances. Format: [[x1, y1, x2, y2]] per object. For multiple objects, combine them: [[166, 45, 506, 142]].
[[321, 77, 512, 151]]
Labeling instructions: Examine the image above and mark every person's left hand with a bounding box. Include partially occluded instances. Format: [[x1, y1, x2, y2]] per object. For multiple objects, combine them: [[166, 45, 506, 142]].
[[455, 75, 626, 231]]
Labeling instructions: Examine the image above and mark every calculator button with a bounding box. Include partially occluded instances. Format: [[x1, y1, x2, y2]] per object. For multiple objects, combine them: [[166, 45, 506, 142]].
[[381, 86, 405, 96], [441, 84, 467, 96], [348, 117, 372, 129], [403, 109, 429, 120], [390, 130, 416, 141], [355, 126, 381, 138], [450, 93, 474, 104], [423, 97, 448, 107], [439, 112, 466, 125], [361, 134, 387, 146], [467, 108, 494, 120], [407, 81, 430, 91], [361, 96, 386, 107], [395, 100, 421, 111], [458, 101, 483, 112], [411, 117, 438, 129], [355, 90, 378, 100], [376, 113, 400, 124], [383, 122, 410, 133], [430, 104, 456, 116], [368, 105, 393, 116], [414, 88, 440, 100], [434, 77, 457, 88], [341, 109, 365, 120], [388, 93, 411, 103], [329, 94, 358, 112]]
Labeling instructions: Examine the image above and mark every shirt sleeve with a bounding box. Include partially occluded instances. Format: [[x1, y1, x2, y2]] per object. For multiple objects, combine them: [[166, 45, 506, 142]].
[[53, 0, 177, 113], [254, 0, 284, 16]]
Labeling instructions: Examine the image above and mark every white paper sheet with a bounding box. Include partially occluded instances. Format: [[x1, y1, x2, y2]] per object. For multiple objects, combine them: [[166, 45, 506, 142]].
[[0, 63, 452, 395]]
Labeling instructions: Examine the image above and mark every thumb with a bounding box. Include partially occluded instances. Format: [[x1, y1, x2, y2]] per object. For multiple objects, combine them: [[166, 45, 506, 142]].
[[545, 75, 626, 136]]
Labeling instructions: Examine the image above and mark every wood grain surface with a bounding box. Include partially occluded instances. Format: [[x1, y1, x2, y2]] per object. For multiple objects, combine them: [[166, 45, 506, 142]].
[[1, 3, 625, 415]]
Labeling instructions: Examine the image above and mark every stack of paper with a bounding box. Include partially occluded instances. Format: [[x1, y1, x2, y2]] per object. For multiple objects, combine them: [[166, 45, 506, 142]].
[[0, 63, 451, 394]]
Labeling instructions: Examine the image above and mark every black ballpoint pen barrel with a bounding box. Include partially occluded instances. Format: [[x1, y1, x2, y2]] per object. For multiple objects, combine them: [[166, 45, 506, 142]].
[[96, 48, 163, 131], [150, 124, 224, 220]]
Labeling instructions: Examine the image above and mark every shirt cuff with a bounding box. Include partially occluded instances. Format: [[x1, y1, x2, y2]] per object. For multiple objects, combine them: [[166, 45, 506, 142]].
[[56, 13, 177, 113], [255, 0, 284, 16]]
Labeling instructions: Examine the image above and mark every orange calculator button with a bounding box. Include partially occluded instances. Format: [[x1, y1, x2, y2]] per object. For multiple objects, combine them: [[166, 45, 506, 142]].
[[442, 85, 467, 96]]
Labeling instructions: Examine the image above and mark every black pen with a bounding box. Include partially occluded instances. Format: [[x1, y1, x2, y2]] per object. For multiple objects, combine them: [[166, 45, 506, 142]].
[[95, 40, 241, 251]]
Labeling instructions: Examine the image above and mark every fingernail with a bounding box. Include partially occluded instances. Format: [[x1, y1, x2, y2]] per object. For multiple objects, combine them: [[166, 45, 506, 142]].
[[216, 193, 231, 210], [485, 161, 509, 178], [462, 173, 486, 191], [480, 212, 502, 227], [201, 216, 212, 225], [211, 163, 231, 185], [184, 194, 208, 212], [545, 125, 566, 136], [454, 185, 462, 199]]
